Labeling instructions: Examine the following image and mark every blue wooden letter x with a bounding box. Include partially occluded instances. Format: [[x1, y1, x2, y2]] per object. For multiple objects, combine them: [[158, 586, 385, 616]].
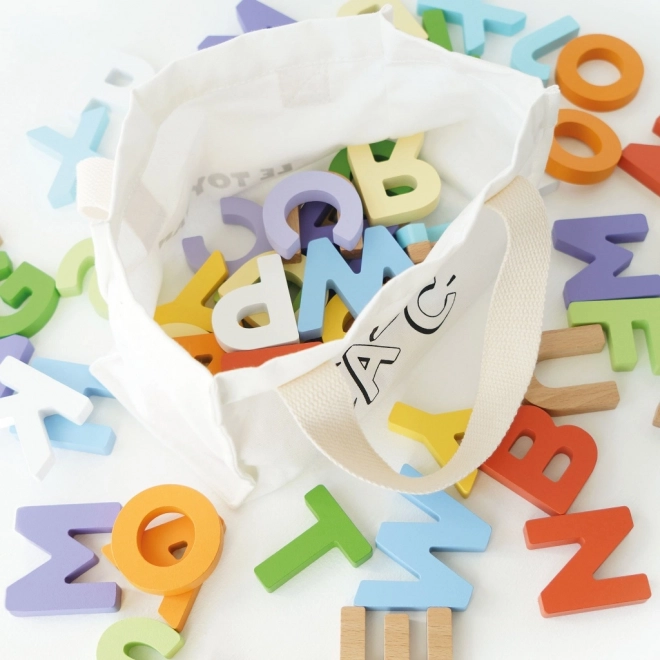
[[27, 107, 109, 209]]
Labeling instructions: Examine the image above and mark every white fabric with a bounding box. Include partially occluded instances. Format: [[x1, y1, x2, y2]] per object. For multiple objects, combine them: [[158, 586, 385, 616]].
[[76, 156, 114, 220], [77, 10, 559, 507]]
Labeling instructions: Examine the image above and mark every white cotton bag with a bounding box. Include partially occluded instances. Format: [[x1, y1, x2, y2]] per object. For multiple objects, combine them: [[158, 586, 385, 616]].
[[77, 9, 559, 508]]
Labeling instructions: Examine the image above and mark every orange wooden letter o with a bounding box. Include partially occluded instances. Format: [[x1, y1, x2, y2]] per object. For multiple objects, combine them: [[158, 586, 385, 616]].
[[556, 34, 644, 112], [546, 109, 622, 185], [110, 484, 224, 596]]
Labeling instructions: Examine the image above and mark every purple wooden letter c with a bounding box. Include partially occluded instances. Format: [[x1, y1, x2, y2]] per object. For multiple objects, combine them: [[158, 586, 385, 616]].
[[263, 171, 364, 260], [182, 197, 271, 276]]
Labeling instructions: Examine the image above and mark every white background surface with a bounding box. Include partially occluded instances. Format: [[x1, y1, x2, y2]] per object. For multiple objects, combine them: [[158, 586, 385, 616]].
[[1, 0, 660, 658]]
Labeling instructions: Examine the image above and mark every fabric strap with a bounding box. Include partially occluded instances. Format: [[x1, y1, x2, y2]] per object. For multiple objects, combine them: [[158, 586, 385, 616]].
[[77, 157, 114, 221], [277, 176, 551, 494]]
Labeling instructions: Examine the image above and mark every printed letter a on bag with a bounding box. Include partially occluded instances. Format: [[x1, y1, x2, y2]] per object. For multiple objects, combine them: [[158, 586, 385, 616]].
[[343, 344, 400, 405]]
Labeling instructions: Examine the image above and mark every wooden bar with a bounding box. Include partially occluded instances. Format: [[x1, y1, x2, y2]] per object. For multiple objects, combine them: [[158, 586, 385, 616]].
[[405, 240, 432, 264], [537, 324, 605, 362], [427, 608, 452, 660], [340, 606, 365, 660], [653, 403, 660, 428], [524, 325, 619, 416], [384, 613, 409, 660]]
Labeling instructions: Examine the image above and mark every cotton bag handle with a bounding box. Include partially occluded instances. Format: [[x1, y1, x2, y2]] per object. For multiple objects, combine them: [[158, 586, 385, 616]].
[[277, 176, 551, 494]]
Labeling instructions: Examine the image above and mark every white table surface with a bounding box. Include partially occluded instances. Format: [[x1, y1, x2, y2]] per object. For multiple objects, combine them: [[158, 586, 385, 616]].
[[1, 0, 660, 658]]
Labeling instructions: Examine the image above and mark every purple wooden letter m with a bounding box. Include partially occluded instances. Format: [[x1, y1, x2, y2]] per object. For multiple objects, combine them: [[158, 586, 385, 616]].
[[553, 214, 660, 308], [5, 502, 121, 616]]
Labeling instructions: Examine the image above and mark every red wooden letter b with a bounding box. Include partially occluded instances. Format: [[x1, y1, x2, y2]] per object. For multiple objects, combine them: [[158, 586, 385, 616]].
[[481, 405, 597, 515]]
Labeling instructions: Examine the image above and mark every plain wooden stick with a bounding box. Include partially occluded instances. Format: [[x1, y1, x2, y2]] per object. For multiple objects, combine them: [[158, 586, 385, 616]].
[[524, 325, 619, 416], [653, 403, 660, 428], [537, 324, 606, 362], [524, 376, 620, 416], [340, 607, 365, 660], [427, 608, 452, 660], [406, 240, 432, 265], [384, 613, 410, 660]]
